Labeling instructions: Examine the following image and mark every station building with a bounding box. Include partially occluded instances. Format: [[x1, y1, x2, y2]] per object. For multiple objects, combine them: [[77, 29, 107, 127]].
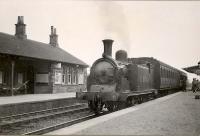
[[0, 16, 88, 96]]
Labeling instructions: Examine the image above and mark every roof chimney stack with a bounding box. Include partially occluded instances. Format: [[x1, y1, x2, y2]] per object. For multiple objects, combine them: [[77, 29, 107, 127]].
[[15, 16, 27, 39], [49, 26, 59, 47], [102, 39, 114, 58]]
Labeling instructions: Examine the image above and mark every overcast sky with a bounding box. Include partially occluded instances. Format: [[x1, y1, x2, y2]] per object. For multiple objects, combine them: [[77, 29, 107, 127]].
[[0, 0, 199, 69]]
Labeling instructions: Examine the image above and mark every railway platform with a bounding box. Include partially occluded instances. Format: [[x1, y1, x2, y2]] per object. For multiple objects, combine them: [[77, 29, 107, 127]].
[[0, 92, 76, 105], [0, 92, 77, 117], [48, 91, 200, 136]]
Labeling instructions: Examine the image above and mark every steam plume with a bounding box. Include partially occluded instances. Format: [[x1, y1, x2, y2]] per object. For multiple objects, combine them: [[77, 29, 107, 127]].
[[97, 2, 131, 53]]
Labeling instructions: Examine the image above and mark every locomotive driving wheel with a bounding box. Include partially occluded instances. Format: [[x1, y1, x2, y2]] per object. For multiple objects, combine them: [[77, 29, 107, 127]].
[[126, 97, 136, 107], [107, 101, 118, 112], [131, 97, 136, 106], [95, 100, 103, 114], [89, 95, 103, 114]]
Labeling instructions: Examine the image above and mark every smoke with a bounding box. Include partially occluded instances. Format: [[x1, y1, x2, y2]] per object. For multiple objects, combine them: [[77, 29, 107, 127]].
[[97, 2, 131, 54]]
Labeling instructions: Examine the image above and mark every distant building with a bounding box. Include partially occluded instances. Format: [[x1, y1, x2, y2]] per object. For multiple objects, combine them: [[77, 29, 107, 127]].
[[183, 62, 200, 75], [0, 16, 88, 96]]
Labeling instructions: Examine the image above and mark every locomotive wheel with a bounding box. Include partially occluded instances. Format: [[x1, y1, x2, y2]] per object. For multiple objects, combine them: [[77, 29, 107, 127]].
[[94, 103, 102, 114], [131, 98, 136, 106], [94, 100, 103, 114], [126, 97, 135, 107], [142, 96, 148, 102], [107, 102, 118, 112], [118, 102, 126, 110], [88, 101, 94, 110], [138, 97, 143, 104], [88, 99, 103, 114]]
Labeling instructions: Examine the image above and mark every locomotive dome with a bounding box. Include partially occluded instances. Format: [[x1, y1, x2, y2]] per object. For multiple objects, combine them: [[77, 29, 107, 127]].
[[115, 50, 128, 62]]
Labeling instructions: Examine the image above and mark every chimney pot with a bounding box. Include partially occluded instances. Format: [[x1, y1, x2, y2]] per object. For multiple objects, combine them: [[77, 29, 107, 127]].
[[15, 16, 27, 39], [20, 16, 24, 23], [49, 26, 58, 47], [51, 26, 54, 34]]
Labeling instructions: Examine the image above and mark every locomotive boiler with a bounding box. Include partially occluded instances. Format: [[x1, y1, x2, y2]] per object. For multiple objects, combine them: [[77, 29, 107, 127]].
[[77, 39, 187, 113]]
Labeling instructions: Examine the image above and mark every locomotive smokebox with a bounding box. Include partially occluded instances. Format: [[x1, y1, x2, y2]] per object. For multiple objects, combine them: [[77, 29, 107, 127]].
[[116, 50, 127, 62], [102, 39, 114, 57]]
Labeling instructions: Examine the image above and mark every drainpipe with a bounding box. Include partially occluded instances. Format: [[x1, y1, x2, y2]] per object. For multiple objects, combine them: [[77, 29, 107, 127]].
[[11, 60, 15, 96]]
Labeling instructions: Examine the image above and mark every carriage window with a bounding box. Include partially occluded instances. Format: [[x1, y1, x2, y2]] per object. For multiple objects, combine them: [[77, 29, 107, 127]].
[[0, 71, 2, 84], [163, 68, 166, 77], [147, 63, 151, 73]]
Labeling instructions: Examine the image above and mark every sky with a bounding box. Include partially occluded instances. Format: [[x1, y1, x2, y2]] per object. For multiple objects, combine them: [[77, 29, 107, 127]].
[[0, 0, 199, 70]]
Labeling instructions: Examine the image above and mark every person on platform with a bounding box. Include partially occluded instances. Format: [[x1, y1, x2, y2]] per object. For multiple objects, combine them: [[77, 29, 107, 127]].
[[192, 78, 197, 93], [197, 80, 200, 92]]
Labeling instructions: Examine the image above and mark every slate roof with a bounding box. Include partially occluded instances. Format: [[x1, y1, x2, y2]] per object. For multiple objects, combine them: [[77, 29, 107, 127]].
[[0, 32, 88, 67]]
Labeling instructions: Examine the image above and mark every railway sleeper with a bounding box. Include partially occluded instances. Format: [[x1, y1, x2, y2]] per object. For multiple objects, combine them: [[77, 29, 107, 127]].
[[0, 103, 86, 122]]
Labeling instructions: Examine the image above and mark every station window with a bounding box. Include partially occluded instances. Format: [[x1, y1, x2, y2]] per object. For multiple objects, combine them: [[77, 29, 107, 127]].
[[62, 74, 65, 84], [72, 69, 77, 84], [55, 71, 62, 84], [61, 68, 66, 84], [67, 67, 72, 84], [18, 73, 23, 84], [78, 68, 84, 84]]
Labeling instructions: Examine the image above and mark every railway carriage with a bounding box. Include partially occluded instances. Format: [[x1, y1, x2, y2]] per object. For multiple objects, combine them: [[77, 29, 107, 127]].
[[130, 57, 186, 95]]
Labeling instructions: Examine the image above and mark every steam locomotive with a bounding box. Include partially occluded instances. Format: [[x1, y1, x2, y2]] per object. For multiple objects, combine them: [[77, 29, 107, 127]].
[[77, 39, 187, 113]]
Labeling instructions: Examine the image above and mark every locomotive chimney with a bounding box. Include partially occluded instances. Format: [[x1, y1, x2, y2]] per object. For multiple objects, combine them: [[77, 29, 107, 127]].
[[102, 39, 114, 57]]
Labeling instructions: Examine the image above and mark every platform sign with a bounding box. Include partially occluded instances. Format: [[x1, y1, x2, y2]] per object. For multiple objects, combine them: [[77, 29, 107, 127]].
[[51, 63, 61, 69], [36, 73, 49, 83]]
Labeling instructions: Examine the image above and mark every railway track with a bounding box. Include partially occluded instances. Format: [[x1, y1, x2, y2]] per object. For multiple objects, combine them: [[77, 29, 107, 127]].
[[0, 92, 172, 135], [0, 103, 95, 135], [25, 113, 96, 135]]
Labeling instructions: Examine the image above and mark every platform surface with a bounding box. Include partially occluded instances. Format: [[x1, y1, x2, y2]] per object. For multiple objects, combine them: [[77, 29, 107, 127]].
[[0, 92, 76, 105], [47, 91, 200, 136]]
